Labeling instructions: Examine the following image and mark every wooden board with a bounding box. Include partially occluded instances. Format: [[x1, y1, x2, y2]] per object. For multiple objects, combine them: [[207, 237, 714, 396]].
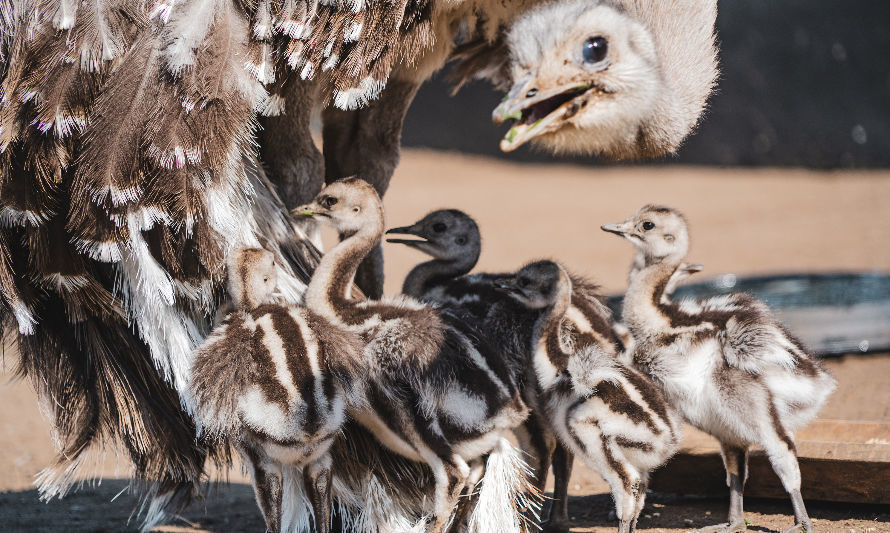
[[649, 420, 890, 504]]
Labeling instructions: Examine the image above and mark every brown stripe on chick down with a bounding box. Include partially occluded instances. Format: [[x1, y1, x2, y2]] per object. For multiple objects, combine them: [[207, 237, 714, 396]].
[[570, 290, 621, 353], [250, 320, 292, 413], [596, 381, 659, 434], [567, 421, 630, 490], [615, 436, 654, 452], [270, 307, 321, 433], [767, 391, 797, 454], [544, 322, 571, 373], [620, 367, 670, 429]]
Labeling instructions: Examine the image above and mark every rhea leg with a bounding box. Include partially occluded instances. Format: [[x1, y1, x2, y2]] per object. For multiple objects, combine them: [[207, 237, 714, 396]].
[[548, 443, 574, 532], [239, 445, 284, 533], [448, 457, 486, 532], [699, 442, 748, 533], [259, 78, 325, 208], [630, 471, 649, 533], [303, 454, 334, 533], [424, 455, 470, 533], [321, 80, 421, 298], [761, 433, 811, 533]]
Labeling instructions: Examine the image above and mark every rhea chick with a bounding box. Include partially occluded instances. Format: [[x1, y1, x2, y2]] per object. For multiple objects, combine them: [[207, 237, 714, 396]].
[[188, 248, 364, 533], [296, 181, 534, 533], [491, 0, 717, 158], [388, 209, 594, 531], [602, 205, 836, 533], [496, 260, 680, 533]]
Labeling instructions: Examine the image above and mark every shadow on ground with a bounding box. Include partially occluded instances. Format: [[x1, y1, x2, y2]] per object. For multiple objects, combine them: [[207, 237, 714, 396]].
[[2, 480, 888, 532]]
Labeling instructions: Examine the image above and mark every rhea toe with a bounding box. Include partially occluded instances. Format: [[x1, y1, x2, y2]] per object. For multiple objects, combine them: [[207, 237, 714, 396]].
[[603, 205, 836, 533]]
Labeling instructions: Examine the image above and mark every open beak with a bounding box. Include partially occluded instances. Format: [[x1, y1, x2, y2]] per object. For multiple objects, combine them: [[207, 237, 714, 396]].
[[385, 224, 426, 247], [385, 223, 439, 256], [493, 74, 601, 152]]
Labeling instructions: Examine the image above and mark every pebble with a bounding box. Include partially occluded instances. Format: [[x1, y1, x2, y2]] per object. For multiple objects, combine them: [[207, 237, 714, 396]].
[[684, 518, 695, 525]]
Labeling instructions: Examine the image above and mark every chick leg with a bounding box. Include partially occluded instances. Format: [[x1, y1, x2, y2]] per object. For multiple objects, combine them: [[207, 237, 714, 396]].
[[761, 430, 812, 533], [629, 471, 649, 533], [304, 454, 334, 533], [424, 455, 470, 533], [698, 442, 748, 533], [239, 444, 284, 533], [448, 457, 486, 532], [548, 443, 575, 532]]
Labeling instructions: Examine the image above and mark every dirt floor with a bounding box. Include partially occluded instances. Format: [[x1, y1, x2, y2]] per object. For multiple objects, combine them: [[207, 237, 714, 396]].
[[2, 150, 890, 532]]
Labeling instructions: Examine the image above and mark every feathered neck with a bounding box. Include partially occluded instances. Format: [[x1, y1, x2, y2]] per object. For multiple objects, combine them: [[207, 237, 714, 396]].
[[402, 255, 476, 298], [622, 0, 718, 155], [305, 220, 383, 321], [621, 261, 679, 337], [534, 271, 573, 370]]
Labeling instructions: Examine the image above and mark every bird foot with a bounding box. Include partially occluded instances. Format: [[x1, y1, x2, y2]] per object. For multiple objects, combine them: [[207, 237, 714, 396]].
[[781, 523, 812, 533], [696, 521, 747, 533]]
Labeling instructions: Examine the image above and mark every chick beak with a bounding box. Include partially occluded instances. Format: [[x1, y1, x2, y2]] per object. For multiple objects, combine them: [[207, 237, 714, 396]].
[[681, 263, 704, 274], [493, 73, 598, 152], [291, 202, 319, 218], [601, 221, 633, 236], [385, 224, 428, 249], [492, 278, 519, 294]]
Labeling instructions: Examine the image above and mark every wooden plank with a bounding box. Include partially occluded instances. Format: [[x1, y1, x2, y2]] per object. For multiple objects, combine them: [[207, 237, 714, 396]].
[[650, 420, 890, 504]]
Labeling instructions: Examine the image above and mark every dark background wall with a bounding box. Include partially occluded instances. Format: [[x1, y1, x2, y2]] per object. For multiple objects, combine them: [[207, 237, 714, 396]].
[[401, 1, 890, 168]]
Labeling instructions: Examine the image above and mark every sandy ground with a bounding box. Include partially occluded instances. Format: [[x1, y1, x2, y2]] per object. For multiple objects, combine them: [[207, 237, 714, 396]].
[[2, 149, 890, 532]]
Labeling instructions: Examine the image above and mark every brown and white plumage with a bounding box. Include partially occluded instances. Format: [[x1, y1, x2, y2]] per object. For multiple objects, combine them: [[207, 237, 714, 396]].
[[1, 0, 719, 527], [603, 205, 836, 533], [189, 247, 364, 533], [496, 260, 680, 533]]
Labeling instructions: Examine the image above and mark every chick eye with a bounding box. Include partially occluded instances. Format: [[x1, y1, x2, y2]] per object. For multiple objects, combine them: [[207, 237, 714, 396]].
[[352, 206, 360, 213], [432, 222, 447, 233], [263, 277, 268, 282], [642, 221, 655, 231], [518, 277, 530, 288], [321, 196, 338, 208], [456, 236, 467, 245], [582, 36, 608, 64]]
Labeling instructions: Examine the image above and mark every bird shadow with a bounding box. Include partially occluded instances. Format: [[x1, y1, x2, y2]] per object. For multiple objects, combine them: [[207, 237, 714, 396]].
[[552, 491, 889, 532], [2, 481, 888, 532]]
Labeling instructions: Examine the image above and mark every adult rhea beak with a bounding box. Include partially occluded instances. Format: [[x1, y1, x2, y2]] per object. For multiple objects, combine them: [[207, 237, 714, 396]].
[[493, 72, 597, 152]]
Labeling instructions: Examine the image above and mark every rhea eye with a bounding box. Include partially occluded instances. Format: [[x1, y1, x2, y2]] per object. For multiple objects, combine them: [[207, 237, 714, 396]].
[[263, 277, 268, 282], [432, 222, 447, 233], [321, 196, 338, 208], [582, 36, 608, 64], [352, 206, 360, 213], [642, 221, 655, 231], [456, 236, 467, 245], [518, 277, 530, 288]]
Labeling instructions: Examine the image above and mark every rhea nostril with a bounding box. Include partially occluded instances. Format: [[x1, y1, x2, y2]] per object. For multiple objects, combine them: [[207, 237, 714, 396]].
[[526, 88, 538, 98]]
